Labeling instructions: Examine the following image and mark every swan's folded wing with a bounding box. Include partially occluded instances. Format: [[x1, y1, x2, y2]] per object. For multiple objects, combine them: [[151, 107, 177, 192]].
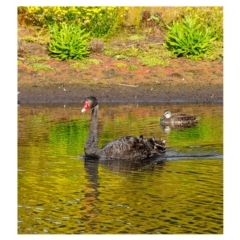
[[98, 136, 165, 160]]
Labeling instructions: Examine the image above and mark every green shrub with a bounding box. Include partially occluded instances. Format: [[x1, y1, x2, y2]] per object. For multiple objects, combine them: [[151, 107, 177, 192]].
[[164, 16, 216, 60], [48, 23, 90, 60]]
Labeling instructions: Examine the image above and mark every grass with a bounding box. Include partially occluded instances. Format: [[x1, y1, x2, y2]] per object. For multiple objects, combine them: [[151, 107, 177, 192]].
[[103, 32, 173, 67], [21, 36, 35, 42], [140, 56, 169, 67], [19, 29, 171, 69], [70, 62, 89, 70], [24, 55, 52, 70], [18, 7, 223, 62], [20, 34, 50, 45], [126, 46, 139, 57], [70, 58, 102, 69], [104, 47, 137, 59], [27, 55, 50, 63], [114, 62, 127, 68], [127, 34, 146, 41], [127, 65, 138, 70], [114, 55, 130, 61], [31, 63, 53, 71], [18, 12, 222, 72], [203, 42, 223, 60], [84, 58, 102, 65], [19, 26, 50, 45]]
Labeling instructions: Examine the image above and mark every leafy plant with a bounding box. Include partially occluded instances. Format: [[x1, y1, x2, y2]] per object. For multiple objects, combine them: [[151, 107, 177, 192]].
[[164, 16, 216, 60], [48, 23, 90, 60]]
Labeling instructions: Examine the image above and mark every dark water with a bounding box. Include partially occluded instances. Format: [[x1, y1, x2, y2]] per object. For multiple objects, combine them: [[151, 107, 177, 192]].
[[18, 103, 223, 234]]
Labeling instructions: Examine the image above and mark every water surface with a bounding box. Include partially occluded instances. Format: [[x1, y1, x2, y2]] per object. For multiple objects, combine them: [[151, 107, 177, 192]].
[[18, 102, 223, 234]]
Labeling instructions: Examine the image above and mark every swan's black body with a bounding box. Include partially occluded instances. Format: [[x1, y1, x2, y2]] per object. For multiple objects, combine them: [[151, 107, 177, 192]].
[[82, 96, 166, 160]]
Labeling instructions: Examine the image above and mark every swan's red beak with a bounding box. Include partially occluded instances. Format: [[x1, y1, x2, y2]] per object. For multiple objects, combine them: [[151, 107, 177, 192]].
[[81, 102, 89, 113]]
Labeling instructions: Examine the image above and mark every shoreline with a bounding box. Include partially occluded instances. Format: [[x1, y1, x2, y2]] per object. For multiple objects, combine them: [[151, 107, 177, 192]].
[[18, 84, 223, 104]]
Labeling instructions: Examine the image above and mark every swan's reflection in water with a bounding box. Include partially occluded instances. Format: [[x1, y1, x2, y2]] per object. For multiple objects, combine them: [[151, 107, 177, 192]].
[[83, 157, 166, 195], [84, 157, 165, 174], [81, 157, 166, 231]]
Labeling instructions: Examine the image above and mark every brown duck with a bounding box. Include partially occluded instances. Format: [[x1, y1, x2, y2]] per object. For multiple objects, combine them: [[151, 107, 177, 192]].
[[160, 110, 198, 127]]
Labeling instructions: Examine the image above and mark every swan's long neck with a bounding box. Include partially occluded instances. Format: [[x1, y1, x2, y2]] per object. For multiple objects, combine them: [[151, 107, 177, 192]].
[[85, 105, 99, 157]]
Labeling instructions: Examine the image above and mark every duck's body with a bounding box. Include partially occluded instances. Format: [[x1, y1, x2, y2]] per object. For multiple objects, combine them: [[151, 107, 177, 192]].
[[160, 110, 198, 127], [82, 96, 166, 161]]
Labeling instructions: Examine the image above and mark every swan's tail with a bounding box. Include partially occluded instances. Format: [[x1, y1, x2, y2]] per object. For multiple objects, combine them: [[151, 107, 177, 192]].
[[140, 136, 166, 157]]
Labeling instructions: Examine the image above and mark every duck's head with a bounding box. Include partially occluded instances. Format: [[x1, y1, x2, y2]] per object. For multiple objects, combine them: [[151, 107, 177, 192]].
[[160, 110, 172, 120], [81, 96, 98, 112]]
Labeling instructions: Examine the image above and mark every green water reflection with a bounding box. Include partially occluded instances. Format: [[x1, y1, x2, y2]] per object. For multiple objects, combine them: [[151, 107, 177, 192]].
[[18, 103, 223, 234]]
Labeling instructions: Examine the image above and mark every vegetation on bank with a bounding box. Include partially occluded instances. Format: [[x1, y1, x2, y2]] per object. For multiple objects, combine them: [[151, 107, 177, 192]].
[[18, 6, 223, 65]]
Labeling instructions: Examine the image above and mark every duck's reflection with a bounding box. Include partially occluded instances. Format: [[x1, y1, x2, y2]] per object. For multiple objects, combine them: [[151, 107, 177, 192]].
[[160, 123, 198, 134]]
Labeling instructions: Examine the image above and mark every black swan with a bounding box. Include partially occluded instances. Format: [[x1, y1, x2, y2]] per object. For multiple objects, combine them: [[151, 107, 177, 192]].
[[81, 96, 166, 160], [160, 110, 198, 127]]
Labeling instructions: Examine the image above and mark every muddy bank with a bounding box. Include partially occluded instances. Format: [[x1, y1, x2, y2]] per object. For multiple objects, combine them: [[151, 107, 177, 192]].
[[18, 26, 223, 104], [18, 83, 223, 104]]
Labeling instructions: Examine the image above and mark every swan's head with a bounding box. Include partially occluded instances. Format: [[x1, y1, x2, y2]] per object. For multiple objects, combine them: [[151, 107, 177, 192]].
[[81, 96, 98, 113]]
